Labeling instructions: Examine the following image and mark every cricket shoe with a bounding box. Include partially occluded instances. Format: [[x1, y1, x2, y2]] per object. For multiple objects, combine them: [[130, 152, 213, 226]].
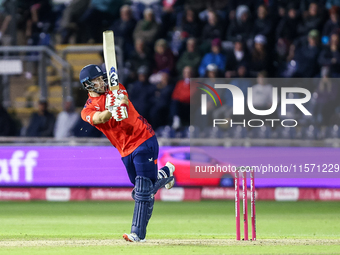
[[123, 233, 145, 242], [165, 162, 175, 189]]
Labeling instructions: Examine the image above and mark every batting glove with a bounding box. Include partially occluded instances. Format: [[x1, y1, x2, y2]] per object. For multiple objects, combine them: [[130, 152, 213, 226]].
[[111, 104, 128, 121], [105, 92, 124, 111]]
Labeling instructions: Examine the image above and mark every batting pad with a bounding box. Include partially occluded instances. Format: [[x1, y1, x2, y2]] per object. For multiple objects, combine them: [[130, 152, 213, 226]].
[[131, 176, 153, 239], [131, 187, 154, 228], [146, 197, 155, 227]]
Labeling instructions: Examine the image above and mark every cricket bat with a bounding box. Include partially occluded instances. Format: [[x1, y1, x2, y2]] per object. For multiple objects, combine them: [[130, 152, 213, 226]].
[[103, 30, 119, 91]]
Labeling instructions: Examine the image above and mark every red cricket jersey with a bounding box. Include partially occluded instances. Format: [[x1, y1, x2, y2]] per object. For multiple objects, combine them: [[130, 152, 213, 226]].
[[81, 83, 155, 157]]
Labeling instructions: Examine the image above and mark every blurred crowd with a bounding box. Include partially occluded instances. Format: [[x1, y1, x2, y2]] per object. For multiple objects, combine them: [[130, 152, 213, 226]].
[[1, 0, 340, 139]]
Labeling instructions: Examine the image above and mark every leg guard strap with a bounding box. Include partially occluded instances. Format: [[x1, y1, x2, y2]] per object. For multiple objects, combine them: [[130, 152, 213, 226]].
[[132, 176, 174, 200]]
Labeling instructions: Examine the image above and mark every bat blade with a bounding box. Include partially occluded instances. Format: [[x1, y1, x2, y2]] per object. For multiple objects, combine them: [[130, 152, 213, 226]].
[[103, 30, 119, 91]]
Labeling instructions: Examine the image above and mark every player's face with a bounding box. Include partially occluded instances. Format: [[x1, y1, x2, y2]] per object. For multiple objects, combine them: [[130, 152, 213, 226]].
[[91, 76, 106, 93]]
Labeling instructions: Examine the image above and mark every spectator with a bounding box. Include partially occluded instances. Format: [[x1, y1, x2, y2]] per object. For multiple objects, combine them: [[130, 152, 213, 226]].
[[226, 5, 253, 42], [170, 29, 188, 56], [230, 65, 252, 95], [314, 66, 339, 126], [297, 2, 323, 38], [322, 6, 340, 38], [274, 2, 287, 26], [110, 5, 136, 58], [149, 70, 174, 129], [252, 5, 274, 39], [54, 97, 79, 140], [78, 0, 123, 43], [250, 71, 275, 120], [276, 37, 292, 65], [206, 0, 229, 16], [318, 32, 340, 77], [250, 35, 270, 76], [278, 43, 299, 77], [214, 65, 252, 120], [198, 38, 226, 77], [294, 29, 321, 77], [176, 38, 201, 74], [183, 0, 206, 13], [180, 8, 201, 38], [0, 104, 17, 136], [228, 0, 259, 21], [301, 0, 325, 13], [26, 99, 55, 137], [25, 0, 54, 45], [325, 0, 340, 10], [205, 63, 219, 78], [198, 1, 229, 23], [133, 8, 160, 45], [159, 0, 178, 36], [171, 66, 194, 129], [225, 37, 249, 78], [201, 10, 224, 40], [129, 0, 160, 21], [59, 0, 90, 44], [276, 4, 300, 42], [153, 39, 175, 74], [1, 0, 45, 45], [0, 0, 12, 45], [195, 63, 219, 129], [127, 66, 154, 121], [125, 38, 152, 82]]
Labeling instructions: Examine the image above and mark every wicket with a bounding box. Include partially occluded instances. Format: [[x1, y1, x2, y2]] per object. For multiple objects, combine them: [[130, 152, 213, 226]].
[[235, 168, 256, 241]]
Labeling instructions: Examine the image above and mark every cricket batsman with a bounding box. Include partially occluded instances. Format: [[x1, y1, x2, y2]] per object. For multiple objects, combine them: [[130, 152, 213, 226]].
[[79, 64, 175, 242]]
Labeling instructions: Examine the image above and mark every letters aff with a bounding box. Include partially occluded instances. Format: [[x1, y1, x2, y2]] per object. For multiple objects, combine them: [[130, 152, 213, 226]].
[[0, 150, 38, 182]]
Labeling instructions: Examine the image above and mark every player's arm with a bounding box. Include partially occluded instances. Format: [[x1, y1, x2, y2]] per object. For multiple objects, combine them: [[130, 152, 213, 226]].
[[120, 96, 129, 106], [92, 110, 112, 124], [82, 104, 112, 125]]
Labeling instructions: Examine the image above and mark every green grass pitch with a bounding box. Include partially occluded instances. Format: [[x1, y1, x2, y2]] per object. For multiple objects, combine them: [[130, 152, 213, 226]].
[[0, 200, 339, 254]]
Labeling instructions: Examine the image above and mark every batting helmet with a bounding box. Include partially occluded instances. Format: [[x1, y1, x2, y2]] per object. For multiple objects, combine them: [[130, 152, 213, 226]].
[[79, 64, 108, 93]]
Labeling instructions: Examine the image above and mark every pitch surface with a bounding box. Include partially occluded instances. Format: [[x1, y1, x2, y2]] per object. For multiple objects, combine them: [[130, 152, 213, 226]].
[[0, 201, 339, 254]]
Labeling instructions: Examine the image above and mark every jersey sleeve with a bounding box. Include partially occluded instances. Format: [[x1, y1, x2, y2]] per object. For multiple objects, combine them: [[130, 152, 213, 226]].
[[118, 83, 128, 97], [81, 103, 96, 126]]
